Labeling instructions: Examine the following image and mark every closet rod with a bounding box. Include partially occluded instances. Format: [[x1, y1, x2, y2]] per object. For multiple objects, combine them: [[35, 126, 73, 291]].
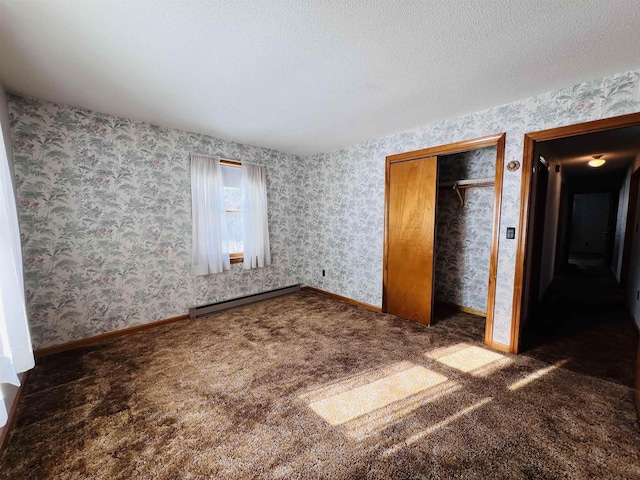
[[438, 177, 494, 189], [439, 177, 494, 206]]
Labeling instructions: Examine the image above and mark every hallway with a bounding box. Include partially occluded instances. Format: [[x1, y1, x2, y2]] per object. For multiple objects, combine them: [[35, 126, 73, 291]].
[[522, 265, 638, 388]]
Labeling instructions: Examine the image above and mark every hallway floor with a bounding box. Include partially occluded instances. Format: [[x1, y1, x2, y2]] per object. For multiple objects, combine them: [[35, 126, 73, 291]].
[[522, 265, 638, 388]]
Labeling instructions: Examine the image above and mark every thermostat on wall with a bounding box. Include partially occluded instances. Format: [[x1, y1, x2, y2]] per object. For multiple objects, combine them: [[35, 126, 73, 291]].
[[506, 227, 516, 239]]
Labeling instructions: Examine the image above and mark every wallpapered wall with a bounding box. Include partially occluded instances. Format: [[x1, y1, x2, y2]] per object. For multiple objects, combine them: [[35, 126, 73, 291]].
[[435, 147, 496, 312], [9, 95, 303, 348], [299, 68, 640, 346], [9, 68, 640, 349]]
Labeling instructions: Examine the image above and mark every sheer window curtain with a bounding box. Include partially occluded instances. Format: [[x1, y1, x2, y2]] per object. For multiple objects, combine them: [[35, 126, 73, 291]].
[[190, 155, 230, 275], [0, 122, 34, 427], [241, 163, 271, 269]]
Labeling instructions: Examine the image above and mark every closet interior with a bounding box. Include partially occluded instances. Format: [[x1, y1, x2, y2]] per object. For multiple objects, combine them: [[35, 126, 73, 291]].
[[433, 146, 497, 340]]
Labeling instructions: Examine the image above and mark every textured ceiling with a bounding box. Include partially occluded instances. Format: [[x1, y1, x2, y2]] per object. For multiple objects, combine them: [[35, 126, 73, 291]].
[[1, 0, 640, 156]]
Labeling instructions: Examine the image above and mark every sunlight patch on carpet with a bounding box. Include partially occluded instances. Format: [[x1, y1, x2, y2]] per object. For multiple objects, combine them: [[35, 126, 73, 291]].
[[306, 365, 448, 426], [345, 381, 462, 440], [508, 359, 569, 391], [426, 344, 510, 375], [300, 361, 416, 404]]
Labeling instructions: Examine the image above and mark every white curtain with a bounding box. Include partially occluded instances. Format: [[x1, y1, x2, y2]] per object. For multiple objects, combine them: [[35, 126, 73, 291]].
[[0, 123, 34, 427], [241, 163, 271, 269], [190, 155, 230, 275]]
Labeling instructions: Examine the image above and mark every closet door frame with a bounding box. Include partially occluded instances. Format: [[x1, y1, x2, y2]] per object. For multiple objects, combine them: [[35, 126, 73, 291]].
[[383, 133, 506, 350]]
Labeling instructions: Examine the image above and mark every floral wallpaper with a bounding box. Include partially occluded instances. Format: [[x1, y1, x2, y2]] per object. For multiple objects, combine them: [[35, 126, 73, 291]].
[[435, 147, 496, 312], [9, 95, 303, 348], [299, 68, 640, 346], [9, 67, 640, 349], [438, 146, 496, 182]]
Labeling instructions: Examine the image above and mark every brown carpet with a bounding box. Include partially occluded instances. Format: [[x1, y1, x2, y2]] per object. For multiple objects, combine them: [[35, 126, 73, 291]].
[[1, 291, 639, 479]]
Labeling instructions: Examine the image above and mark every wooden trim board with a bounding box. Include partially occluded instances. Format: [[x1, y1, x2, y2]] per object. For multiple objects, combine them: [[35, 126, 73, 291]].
[[485, 134, 506, 347], [522, 112, 640, 142], [435, 302, 487, 317], [489, 342, 512, 353], [301, 286, 382, 312], [301, 289, 514, 355], [34, 314, 189, 359], [386, 133, 505, 164], [0, 372, 28, 454], [35, 286, 373, 358]]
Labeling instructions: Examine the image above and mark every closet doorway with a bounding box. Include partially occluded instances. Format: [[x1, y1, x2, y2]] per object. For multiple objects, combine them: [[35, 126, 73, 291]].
[[383, 134, 505, 349]]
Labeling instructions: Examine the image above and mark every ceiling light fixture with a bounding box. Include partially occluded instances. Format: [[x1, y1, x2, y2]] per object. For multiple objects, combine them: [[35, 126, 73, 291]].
[[588, 155, 606, 168]]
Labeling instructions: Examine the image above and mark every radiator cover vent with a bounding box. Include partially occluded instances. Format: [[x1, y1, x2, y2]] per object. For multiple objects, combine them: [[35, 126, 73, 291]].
[[189, 284, 301, 319]]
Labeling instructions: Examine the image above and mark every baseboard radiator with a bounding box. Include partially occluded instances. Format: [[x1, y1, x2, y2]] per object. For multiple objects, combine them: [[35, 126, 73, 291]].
[[189, 284, 301, 320]]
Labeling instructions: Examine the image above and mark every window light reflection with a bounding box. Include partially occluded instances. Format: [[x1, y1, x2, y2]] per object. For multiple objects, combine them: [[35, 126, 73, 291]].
[[384, 397, 492, 456], [308, 365, 448, 426], [427, 344, 508, 374], [508, 359, 568, 391], [346, 381, 462, 440]]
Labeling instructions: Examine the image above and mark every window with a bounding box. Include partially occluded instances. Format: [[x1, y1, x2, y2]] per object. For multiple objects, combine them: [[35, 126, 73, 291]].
[[191, 154, 270, 275], [220, 160, 244, 263], [220, 160, 244, 264]]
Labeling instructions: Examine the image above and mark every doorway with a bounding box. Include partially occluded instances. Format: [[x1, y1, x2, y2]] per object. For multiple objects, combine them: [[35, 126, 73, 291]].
[[568, 192, 614, 267], [512, 113, 640, 394], [383, 133, 506, 350], [513, 113, 640, 352]]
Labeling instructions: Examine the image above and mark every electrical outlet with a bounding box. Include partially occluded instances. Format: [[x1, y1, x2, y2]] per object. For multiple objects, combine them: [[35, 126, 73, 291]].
[[322, 269, 325, 277]]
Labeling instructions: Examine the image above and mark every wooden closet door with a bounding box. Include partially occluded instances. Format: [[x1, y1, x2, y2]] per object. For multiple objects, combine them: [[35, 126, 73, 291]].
[[385, 156, 438, 325]]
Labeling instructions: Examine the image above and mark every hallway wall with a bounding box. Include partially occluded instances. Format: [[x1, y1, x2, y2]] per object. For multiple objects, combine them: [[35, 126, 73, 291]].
[[539, 157, 563, 297], [570, 193, 611, 254], [626, 152, 640, 329], [614, 165, 633, 281]]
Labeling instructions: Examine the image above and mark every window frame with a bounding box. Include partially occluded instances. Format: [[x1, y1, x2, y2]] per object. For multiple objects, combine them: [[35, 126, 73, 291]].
[[220, 159, 244, 264]]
